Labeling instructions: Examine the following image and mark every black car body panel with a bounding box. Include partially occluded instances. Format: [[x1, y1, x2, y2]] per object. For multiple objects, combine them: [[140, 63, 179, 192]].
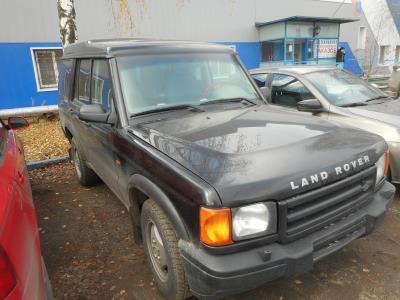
[[58, 39, 395, 299]]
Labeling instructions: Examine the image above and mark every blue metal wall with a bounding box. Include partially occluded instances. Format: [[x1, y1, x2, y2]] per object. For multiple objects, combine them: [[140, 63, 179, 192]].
[[339, 42, 363, 76], [222, 42, 261, 69], [0, 42, 61, 110]]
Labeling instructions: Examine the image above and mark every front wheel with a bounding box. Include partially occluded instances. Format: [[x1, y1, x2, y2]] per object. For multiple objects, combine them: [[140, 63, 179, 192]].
[[71, 138, 100, 186], [141, 199, 190, 300]]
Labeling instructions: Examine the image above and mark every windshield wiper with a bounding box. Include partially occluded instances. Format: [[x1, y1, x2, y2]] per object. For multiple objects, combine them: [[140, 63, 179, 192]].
[[341, 102, 369, 108], [199, 97, 257, 106], [365, 96, 390, 102], [130, 104, 204, 117]]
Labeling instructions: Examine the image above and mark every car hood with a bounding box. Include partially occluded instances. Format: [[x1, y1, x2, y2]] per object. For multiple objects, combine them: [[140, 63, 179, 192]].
[[347, 99, 400, 128], [131, 106, 385, 206]]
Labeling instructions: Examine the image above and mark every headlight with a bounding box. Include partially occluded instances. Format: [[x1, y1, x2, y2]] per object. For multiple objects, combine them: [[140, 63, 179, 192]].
[[375, 150, 389, 184], [232, 202, 277, 241]]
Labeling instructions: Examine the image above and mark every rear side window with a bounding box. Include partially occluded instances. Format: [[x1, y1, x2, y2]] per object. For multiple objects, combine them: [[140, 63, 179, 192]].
[[58, 59, 73, 102], [91, 60, 112, 111], [76, 59, 91, 103]]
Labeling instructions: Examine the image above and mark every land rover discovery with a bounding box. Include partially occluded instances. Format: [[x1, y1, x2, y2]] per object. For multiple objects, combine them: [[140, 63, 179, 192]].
[[58, 39, 395, 299]]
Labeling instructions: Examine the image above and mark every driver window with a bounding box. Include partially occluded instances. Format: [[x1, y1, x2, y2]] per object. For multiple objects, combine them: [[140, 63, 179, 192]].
[[271, 74, 314, 107], [91, 59, 112, 112]]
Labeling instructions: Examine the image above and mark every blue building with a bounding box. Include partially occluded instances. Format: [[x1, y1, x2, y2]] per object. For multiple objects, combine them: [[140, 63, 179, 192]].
[[0, 0, 378, 110]]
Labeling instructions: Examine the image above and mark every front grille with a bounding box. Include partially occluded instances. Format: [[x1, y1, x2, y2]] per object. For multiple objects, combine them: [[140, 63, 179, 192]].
[[278, 166, 376, 243]]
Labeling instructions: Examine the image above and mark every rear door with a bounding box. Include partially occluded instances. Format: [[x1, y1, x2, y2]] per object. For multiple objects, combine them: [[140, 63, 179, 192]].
[[70, 58, 93, 154]]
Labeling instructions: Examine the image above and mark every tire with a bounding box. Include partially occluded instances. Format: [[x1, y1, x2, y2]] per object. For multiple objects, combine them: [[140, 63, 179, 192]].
[[71, 138, 100, 186], [141, 199, 190, 300]]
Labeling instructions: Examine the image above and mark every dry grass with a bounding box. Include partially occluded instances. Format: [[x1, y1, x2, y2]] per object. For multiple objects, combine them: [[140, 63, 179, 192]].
[[16, 118, 70, 162]]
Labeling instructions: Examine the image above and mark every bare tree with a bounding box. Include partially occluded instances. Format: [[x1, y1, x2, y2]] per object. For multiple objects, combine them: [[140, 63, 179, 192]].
[[57, 0, 78, 47], [357, 1, 399, 77], [363, 17, 383, 77]]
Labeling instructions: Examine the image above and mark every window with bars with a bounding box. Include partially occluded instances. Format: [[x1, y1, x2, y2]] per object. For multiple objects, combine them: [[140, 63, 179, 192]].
[[32, 48, 63, 90]]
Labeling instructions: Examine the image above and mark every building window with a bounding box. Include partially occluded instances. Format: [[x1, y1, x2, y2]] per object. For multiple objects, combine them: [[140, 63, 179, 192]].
[[379, 45, 388, 65], [31, 48, 63, 91], [396, 46, 400, 64], [357, 27, 366, 49]]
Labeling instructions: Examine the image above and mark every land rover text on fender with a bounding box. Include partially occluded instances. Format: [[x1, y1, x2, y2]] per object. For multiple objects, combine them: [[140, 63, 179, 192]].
[[58, 39, 395, 300]]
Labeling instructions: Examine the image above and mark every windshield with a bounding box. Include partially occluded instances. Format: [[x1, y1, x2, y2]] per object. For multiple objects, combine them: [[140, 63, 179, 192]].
[[305, 69, 388, 107], [117, 53, 260, 116]]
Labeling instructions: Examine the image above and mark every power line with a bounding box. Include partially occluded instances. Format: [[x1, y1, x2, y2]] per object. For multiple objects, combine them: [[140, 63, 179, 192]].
[[332, 0, 347, 17]]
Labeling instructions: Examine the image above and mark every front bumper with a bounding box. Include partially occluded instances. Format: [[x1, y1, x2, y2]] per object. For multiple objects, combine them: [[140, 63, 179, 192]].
[[179, 181, 395, 299]]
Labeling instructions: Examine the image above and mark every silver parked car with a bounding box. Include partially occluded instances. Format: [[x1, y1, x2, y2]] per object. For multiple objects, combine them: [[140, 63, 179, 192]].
[[250, 66, 400, 184]]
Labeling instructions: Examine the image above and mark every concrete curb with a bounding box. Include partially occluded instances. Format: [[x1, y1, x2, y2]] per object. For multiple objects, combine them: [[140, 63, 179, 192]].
[[27, 156, 70, 170]]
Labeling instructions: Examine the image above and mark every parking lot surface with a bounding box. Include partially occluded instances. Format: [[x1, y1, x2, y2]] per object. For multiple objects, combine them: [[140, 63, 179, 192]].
[[31, 164, 400, 300]]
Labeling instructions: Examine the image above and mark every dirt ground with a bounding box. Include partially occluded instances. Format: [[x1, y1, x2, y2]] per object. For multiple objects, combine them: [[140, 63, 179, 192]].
[[17, 118, 69, 162], [30, 164, 400, 300]]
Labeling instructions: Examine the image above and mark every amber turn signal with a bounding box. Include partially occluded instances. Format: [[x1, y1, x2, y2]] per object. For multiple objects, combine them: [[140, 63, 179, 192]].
[[200, 207, 233, 247]]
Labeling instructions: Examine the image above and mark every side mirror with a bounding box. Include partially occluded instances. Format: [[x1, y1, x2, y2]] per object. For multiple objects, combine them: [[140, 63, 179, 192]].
[[7, 116, 29, 130], [297, 99, 324, 113], [260, 86, 271, 101], [79, 104, 110, 123]]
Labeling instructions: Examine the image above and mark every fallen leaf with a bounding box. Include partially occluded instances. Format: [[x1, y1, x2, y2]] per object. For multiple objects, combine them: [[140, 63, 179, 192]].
[[294, 279, 303, 285]]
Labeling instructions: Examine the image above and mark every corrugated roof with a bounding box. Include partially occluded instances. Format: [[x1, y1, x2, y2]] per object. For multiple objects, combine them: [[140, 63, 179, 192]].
[[255, 16, 359, 27]]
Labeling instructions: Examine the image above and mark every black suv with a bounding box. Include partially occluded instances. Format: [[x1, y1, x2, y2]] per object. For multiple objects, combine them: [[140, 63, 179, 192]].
[[58, 39, 395, 299]]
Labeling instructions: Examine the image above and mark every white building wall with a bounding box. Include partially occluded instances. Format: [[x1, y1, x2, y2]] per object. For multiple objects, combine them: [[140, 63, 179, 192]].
[[0, 0, 59, 42], [361, 0, 400, 66], [0, 0, 369, 47], [74, 0, 259, 42]]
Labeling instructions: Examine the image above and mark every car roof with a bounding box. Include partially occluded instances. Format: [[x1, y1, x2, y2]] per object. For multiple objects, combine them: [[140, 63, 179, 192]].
[[62, 38, 234, 59], [249, 65, 337, 75]]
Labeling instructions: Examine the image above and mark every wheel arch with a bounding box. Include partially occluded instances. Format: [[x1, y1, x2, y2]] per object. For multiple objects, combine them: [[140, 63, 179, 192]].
[[128, 174, 190, 243]]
